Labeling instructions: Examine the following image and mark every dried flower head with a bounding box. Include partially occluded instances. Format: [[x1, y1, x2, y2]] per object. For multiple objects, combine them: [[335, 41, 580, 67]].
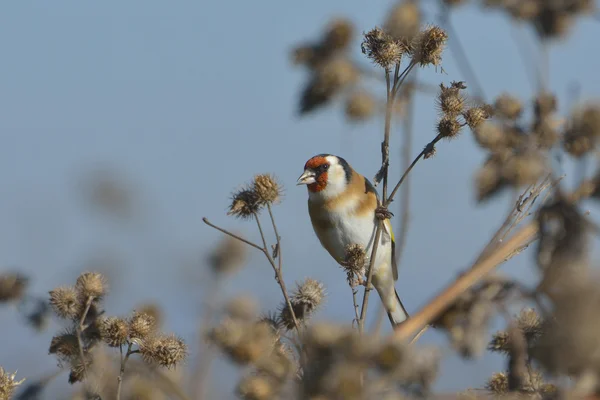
[[136, 303, 162, 329], [361, 27, 404, 69], [68, 357, 91, 384], [345, 91, 376, 122], [125, 311, 154, 344], [412, 25, 448, 66], [99, 317, 129, 347], [323, 18, 354, 52], [225, 295, 259, 321], [299, 58, 358, 114], [534, 92, 557, 120], [228, 187, 262, 219], [486, 372, 508, 394], [563, 103, 600, 157], [437, 115, 462, 139], [502, 151, 548, 186], [475, 155, 507, 202], [49, 286, 81, 319], [0, 272, 28, 303], [471, 122, 505, 151], [437, 81, 466, 116], [207, 319, 276, 364], [463, 105, 493, 131], [140, 334, 187, 369], [280, 278, 325, 330], [494, 93, 523, 120], [423, 142, 437, 159], [384, 0, 421, 44], [208, 234, 247, 276], [75, 272, 107, 300], [291, 45, 320, 68], [253, 174, 282, 205], [488, 331, 510, 354], [236, 374, 277, 400], [0, 367, 25, 399], [342, 244, 367, 283], [49, 330, 80, 361], [516, 308, 543, 344]]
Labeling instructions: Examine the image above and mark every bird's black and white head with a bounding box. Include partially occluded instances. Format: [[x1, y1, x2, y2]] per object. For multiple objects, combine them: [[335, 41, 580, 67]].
[[297, 154, 353, 198]]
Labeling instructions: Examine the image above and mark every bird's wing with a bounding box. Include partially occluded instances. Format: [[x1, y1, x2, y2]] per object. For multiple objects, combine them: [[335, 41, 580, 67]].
[[383, 218, 398, 281]]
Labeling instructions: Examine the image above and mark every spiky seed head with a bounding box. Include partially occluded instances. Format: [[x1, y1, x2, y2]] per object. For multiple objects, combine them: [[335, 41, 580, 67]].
[[291, 45, 317, 67], [485, 372, 508, 394], [236, 374, 276, 400], [463, 105, 492, 130], [323, 18, 354, 51], [280, 279, 325, 330], [75, 272, 106, 300], [68, 357, 91, 384], [345, 91, 376, 122], [0, 273, 28, 303], [437, 82, 465, 116], [136, 303, 163, 329], [0, 367, 25, 399], [573, 103, 600, 139], [384, 0, 421, 43], [228, 187, 261, 219], [437, 115, 462, 139], [128, 311, 156, 342], [487, 331, 510, 354], [494, 93, 523, 120], [207, 319, 275, 364], [98, 317, 129, 347], [472, 122, 505, 151], [534, 92, 557, 119], [49, 286, 81, 319], [49, 330, 80, 361], [475, 158, 505, 202], [423, 143, 437, 159], [208, 234, 247, 276], [361, 27, 404, 70], [516, 308, 542, 343], [225, 296, 259, 321], [140, 334, 187, 369], [343, 244, 367, 277], [253, 174, 282, 205], [412, 25, 448, 66], [374, 339, 407, 371], [502, 152, 547, 186]]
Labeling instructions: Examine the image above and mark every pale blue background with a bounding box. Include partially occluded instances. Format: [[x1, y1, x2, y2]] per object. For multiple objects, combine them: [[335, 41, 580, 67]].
[[1, 1, 599, 398]]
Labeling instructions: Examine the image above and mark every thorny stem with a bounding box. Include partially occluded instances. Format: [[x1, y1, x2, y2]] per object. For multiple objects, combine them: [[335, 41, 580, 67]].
[[76, 296, 94, 381], [202, 217, 300, 331], [116, 342, 135, 400]]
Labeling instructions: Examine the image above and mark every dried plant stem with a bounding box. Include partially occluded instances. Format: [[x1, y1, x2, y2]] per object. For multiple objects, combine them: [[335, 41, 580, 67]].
[[116, 342, 137, 400], [351, 287, 361, 327], [267, 204, 283, 272], [76, 296, 94, 380], [393, 222, 538, 341], [358, 223, 384, 333], [202, 217, 300, 331]]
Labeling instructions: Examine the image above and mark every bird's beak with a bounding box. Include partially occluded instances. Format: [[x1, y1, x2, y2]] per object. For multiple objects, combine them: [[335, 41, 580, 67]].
[[296, 170, 316, 186]]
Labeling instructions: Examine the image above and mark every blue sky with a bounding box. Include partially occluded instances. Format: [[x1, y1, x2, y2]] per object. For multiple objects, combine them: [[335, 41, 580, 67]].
[[0, 1, 599, 398]]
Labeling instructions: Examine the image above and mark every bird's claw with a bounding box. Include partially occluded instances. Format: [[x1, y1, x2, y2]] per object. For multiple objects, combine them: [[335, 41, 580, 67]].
[[375, 205, 394, 220]]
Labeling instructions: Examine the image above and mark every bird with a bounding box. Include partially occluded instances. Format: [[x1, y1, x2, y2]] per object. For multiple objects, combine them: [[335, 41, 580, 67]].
[[297, 153, 409, 327]]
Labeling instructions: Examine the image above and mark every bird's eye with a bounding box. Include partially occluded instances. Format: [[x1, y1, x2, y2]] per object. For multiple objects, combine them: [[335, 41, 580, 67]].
[[322, 164, 330, 170]]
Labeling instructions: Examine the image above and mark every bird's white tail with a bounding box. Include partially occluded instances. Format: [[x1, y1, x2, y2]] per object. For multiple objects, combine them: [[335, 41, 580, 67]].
[[386, 288, 409, 327]]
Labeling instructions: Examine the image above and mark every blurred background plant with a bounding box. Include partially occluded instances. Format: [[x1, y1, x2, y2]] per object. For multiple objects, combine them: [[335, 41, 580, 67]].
[[1, 0, 600, 399]]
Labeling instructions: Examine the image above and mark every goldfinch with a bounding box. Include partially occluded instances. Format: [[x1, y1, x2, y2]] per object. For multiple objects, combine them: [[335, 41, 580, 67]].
[[297, 153, 409, 326]]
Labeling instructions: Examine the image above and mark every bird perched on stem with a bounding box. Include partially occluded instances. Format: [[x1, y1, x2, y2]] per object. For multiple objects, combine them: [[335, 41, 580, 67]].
[[297, 153, 408, 326]]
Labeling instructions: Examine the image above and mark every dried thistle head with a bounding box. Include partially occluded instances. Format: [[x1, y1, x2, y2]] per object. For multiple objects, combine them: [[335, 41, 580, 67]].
[[68, 356, 92, 384], [0, 367, 25, 399], [437, 81, 466, 116], [299, 58, 358, 114], [236, 374, 277, 400], [361, 27, 404, 70], [228, 187, 262, 219], [342, 244, 366, 284], [98, 316, 129, 347], [516, 308, 543, 344], [463, 105, 493, 131], [534, 92, 557, 120], [345, 91, 376, 122], [140, 334, 187, 369], [494, 93, 523, 120], [0, 272, 28, 303], [322, 18, 354, 52], [253, 174, 283, 205], [49, 286, 82, 319], [207, 318, 276, 364], [475, 154, 508, 202], [136, 303, 162, 329], [75, 272, 107, 300], [225, 295, 259, 321], [49, 329, 80, 362], [488, 330, 510, 354], [437, 115, 463, 139], [208, 234, 247, 276], [279, 278, 325, 330], [384, 0, 421, 44], [563, 103, 600, 157], [501, 151, 548, 186], [412, 25, 448, 67], [128, 311, 156, 342], [486, 372, 509, 394], [471, 122, 505, 151]]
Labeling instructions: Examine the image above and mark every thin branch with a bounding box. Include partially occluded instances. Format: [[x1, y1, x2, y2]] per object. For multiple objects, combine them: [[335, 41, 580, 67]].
[[116, 342, 134, 400], [358, 222, 384, 333], [76, 296, 94, 380], [202, 218, 263, 251], [267, 204, 283, 272]]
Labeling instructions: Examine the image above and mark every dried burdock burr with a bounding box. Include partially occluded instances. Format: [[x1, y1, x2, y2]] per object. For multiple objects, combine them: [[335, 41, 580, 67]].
[[471, 122, 505, 151], [486, 372, 509, 395], [475, 154, 507, 202], [0, 367, 25, 399], [342, 244, 367, 284], [437, 81, 466, 117], [563, 103, 600, 158], [228, 186, 262, 219], [253, 174, 283, 205], [279, 278, 325, 330], [299, 58, 358, 114], [345, 91, 376, 122], [128, 311, 156, 342], [361, 27, 404, 70], [494, 93, 523, 120], [225, 295, 259, 321], [48, 286, 81, 320], [236, 374, 277, 400], [49, 329, 80, 362], [208, 234, 247, 276], [501, 150, 548, 186], [384, 0, 421, 44], [463, 105, 493, 131], [412, 25, 448, 67], [98, 316, 129, 347], [322, 18, 354, 52], [140, 334, 187, 369], [437, 115, 463, 139], [207, 318, 276, 365], [75, 272, 107, 300], [0, 272, 28, 303]]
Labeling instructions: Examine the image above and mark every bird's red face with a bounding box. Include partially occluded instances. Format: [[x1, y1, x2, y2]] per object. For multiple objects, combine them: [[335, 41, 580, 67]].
[[297, 155, 331, 193]]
